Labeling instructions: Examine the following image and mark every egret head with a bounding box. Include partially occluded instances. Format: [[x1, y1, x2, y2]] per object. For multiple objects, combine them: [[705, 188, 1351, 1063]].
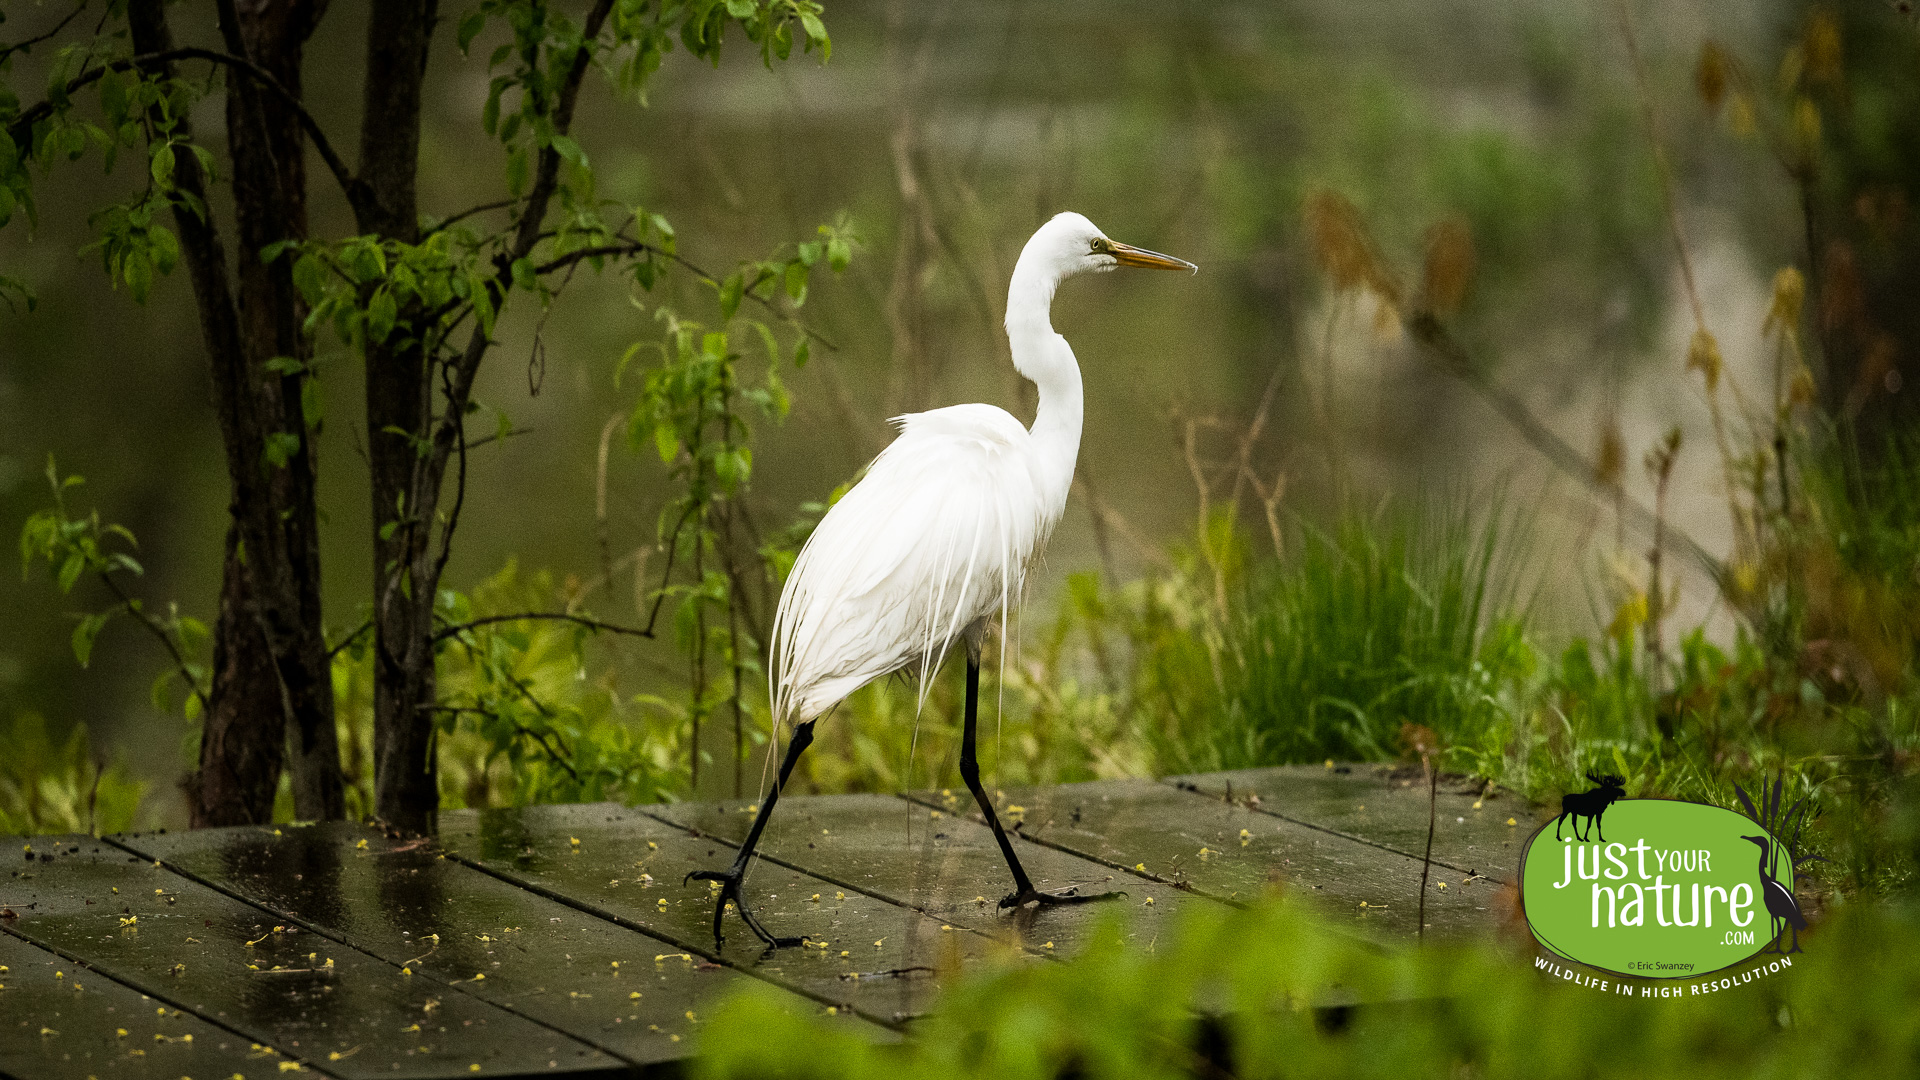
[[1025, 211, 1197, 282]]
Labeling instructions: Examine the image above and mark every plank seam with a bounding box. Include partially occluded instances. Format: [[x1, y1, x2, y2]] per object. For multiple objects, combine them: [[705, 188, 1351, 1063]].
[[0, 921, 346, 1080], [1157, 778, 1509, 884], [101, 834, 631, 1074], [436, 843, 903, 1032]]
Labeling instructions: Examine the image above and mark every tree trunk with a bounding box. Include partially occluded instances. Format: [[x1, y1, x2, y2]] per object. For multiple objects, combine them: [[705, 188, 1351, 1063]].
[[356, 0, 441, 834], [128, 0, 344, 826], [220, 0, 345, 822]]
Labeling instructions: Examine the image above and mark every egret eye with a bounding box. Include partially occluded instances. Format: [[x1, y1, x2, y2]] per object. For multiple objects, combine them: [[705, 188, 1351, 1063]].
[[1090, 238, 1109, 254]]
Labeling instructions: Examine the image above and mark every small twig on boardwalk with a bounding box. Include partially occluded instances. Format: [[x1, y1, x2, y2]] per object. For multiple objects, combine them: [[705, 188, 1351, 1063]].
[[1419, 762, 1438, 943]]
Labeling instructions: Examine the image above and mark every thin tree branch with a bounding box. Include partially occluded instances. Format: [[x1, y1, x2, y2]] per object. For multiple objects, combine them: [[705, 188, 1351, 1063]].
[[96, 571, 209, 716], [424, 705, 581, 783], [6, 46, 364, 217], [327, 620, 373, 660], [1405, 311, 1727, 586], [429, 198, 521, 235], [432, 612, 656, 644], [0, 1, 90, 65]]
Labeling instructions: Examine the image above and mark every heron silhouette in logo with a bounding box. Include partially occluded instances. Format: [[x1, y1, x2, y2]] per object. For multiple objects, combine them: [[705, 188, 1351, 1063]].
[[1553, 772, 1625, 842], [1740, 833, 1807, 953], [1732, 777, 1823, 954]]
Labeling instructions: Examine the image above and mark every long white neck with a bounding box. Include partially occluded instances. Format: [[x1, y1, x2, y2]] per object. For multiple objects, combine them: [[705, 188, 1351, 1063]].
[[1005, 252, 1083, 521]]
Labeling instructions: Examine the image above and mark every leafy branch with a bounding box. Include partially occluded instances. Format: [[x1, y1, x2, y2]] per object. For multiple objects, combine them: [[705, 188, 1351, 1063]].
[[19, 458, 209, 718]]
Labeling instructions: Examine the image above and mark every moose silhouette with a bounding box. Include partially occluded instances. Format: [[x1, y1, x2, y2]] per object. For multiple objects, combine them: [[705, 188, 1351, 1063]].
[[1553, 772, 1626, 842]]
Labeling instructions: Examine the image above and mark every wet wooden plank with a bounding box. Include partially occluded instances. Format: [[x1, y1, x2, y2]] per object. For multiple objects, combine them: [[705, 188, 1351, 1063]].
[[437, 803, 990, 1026], [646, 793, 1200, 957], [0, 929, 266, 1080], [905, 779, 1500, 940], [1166, 765, 1526, 884], [3, 835, 619, 1079], [116, 820, 856, 1070]]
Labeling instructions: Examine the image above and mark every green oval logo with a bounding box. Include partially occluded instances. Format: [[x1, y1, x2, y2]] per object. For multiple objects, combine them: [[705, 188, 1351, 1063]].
[[1521, 798, 1800, 978]]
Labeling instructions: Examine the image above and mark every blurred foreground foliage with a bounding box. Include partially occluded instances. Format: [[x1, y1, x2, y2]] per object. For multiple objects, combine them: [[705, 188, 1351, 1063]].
[[0, 713, 147, 835], [694, 891, 1920, 1080]]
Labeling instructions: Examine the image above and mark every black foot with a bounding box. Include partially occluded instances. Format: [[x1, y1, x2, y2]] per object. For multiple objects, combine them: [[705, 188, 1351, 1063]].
[[684, 868, 806, 949], [998, 885, 1128, 910]]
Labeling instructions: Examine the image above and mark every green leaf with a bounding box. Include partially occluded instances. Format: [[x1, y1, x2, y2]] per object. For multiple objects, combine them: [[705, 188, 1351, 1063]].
[[550, 134, 588, 168], [149, 226, 179, 275], [149, 143, 175, 187], [263, 431, 302, 469], [784, 261, 808, 305], [827, 236, 850, 273], [654, 423, 678, 463], [511, 257, 538, 292], [0, 185, 14, 230], [56, 550, 85, 593], [292, 252, 328, 305], [505, 146, 529, 197], [793, 335, 810, 369], [71, 610, 111, 667], [458, 10, 487, 54], [718, 272, 743, 321], [301, 377, 323, 429], [367, 287, 398, 342]]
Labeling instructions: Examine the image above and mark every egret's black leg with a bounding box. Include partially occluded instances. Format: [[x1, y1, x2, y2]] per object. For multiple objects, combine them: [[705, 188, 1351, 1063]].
[[685, 719, 817, 948], [957, 656, 1124, 911]]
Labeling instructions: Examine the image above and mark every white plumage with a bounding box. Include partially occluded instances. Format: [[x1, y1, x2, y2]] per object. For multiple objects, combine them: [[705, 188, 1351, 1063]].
[[771, 402, 1052, 724], [686, 212, 1193, 948]]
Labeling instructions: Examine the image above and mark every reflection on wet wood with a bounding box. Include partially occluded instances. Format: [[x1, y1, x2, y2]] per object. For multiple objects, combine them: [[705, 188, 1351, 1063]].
[[1, 765, 1516, 1078]]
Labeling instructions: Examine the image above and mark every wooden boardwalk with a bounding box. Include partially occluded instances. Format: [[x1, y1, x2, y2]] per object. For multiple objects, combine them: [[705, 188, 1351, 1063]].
[[0, 766, 1526, 1079]]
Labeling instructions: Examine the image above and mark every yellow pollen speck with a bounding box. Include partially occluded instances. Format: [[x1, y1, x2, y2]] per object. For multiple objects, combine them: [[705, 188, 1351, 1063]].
[[669, 1035, 681, 1043], [930, 810, 942, 819], [111, 887, 118, 894], [1325, 759, 1334, 769], [1134, 863, 1146, 872], [941, 925, 952, 931], [827, 1006, 838, 1016], [277, 1063, 300, 1073], [684, 1011, 696, 1022], [402, 968, 411, 976], [835, 892, 845, 900], [873, 939, 884, 948], [1360, 901, 1369, 908], [1507, 818, 1517, 826], [1043, 941, 1054, 949], [117, 1029, 129, 1038], [647, 841, 658, 850], [569, 837, 580, 846], [469, 1066, 480, 1073], [840, 951, 849, 957], [471, 973, 485, 981], [809, 894, 820, 902], [1436, 882, 1448, 890], [1472, 800, 1483, 810], [629, 992, 642, 1000], [1144, 897, 1154, 905], [354, 839, 368, 850]]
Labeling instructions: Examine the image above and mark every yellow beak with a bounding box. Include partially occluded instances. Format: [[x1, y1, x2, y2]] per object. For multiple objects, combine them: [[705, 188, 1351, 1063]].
[[1108, 241, 1198, 273]]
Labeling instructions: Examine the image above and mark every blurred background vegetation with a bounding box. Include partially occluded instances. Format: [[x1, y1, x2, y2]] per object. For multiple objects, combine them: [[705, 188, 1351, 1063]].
[[3, 0, 1919, 902]]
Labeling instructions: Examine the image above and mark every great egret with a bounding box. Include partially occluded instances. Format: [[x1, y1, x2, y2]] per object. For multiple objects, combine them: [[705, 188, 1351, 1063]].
[[685, 212, 1196, 947], [1740, 834, 1807, 953]]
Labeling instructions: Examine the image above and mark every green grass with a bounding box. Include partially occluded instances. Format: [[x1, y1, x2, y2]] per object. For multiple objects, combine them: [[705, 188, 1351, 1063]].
[[693, 888, 1920, 1080], [1215, 503, 1530, 770]]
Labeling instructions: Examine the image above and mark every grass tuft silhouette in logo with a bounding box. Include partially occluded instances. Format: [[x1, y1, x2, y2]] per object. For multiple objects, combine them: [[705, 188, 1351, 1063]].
[[1553, 772, 1626, 842], [1733, 777, 1822, 955]]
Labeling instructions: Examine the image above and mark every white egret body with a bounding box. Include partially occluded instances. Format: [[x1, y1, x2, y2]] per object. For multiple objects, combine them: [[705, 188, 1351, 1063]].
[[687, 212, 1195, 947]]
